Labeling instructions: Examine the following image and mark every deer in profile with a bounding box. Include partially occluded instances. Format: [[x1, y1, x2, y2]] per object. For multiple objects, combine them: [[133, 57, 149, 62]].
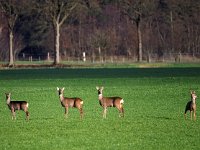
[[57, 87, 83, 119], [184, 91, 197, 121], [5, 93, 29, 120], [96, 86, 124, 118]]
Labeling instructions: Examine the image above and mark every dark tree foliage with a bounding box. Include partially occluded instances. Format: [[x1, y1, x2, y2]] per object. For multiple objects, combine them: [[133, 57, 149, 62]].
[[0, 0, 199, 62]]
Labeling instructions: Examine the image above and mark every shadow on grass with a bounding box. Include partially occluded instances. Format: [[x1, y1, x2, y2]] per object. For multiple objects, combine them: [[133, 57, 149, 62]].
[[1, 67, 200, 80], [145, 115, 174, 120]]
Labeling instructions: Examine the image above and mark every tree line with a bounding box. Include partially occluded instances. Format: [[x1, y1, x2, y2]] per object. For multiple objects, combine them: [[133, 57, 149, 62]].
[[0, 0, 199, 66]]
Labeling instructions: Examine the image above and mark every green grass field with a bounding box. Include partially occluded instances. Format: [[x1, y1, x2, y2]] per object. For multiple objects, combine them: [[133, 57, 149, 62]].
[[0, 67, 200, 149]]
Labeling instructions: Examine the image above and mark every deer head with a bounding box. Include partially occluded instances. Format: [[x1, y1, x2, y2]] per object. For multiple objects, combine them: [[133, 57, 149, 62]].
[[191, 91, 197, 101]]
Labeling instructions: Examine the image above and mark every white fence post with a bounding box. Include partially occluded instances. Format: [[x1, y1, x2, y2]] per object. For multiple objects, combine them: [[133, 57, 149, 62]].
[[83, 52, 86, 62]]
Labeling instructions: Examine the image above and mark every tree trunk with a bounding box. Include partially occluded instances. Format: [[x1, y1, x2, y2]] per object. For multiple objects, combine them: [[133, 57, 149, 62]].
[[98, 46, 102, 62], [54, 22, 60, 65], [9, 31, 14, 66], [170, 11, 174, 52], [136, 21, 142, 62]]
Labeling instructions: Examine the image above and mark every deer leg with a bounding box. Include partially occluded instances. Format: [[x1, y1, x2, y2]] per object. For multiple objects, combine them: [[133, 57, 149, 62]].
[[103, 107, 107, 118], [190, 111, 192, 120], [65, 107, 68, 118], [79, 107, 83, 120], [11, 108, 16, 120], [117, 105, 124, 118], [23, 107, 29, 121], [184, 112, 187, 120], [184, 108, 188, 120], [119, 104, 124, 117], [121, 107, 124, 117], [25, 111, 30, 121], [194, 111, 196, 121]]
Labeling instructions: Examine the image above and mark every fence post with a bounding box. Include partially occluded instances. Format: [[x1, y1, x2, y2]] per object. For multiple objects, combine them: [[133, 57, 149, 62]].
[[83, 52, 86, 62], [47, 52, 50, 62], [110, 56, 113, 63], [29, 56, 32, 62], [179, 52, 181, 62], [23, 53, 25, 60], [147, 52, 151, 63]]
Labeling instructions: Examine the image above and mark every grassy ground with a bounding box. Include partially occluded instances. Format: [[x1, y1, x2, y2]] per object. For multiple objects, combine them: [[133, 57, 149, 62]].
[[0, 67, 200, 149], [1, 61, 200, 68]]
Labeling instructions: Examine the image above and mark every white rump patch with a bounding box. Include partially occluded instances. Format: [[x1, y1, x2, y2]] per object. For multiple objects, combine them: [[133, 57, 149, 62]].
[[80, 101, 83, 105], [120, 99, 124, 104]]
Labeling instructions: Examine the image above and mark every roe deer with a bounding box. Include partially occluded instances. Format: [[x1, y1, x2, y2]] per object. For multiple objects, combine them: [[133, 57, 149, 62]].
[[5, 93, 29, 120], [184, 91, 197, 121], [57, 87, 83, 119], [96, 86, 124, 118]]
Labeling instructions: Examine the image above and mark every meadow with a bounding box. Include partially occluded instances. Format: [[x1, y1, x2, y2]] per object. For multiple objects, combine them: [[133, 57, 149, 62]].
[[0, 66, 200, 150]]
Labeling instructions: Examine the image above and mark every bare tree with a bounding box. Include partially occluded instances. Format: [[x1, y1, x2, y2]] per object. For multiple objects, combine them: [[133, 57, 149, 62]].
[[0, 0, 23, 66], [120, 0, 156, 62], [91, 30, 110, 62], [40, 0, 79, 65]]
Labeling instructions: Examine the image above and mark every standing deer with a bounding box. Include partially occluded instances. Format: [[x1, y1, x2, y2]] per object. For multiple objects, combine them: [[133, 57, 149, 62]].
[[57, 87, 83, 119], [5, 93, 29, 120], [96, 86, 124, 118], [184, 91, 197, 121]]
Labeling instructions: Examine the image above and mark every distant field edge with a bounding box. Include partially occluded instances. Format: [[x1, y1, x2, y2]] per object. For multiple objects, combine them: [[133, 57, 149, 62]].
[[0, 62, 200, 69]]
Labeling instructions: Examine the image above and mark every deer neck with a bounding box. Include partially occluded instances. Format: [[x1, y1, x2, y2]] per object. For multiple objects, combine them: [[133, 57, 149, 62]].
[[192, 98, 196, 104], [98, 94, 103, 100], [59, 94, 64, 102], [6, 97, 11, 105]]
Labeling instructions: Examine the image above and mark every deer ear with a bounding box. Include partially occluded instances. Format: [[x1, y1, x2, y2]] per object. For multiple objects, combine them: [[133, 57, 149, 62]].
[[62, 87, 65, 91], [96, 86, 99, 90], [191, 91, 195, 94], [57, 87, 59, 91], [101, 87, 104, 90]]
